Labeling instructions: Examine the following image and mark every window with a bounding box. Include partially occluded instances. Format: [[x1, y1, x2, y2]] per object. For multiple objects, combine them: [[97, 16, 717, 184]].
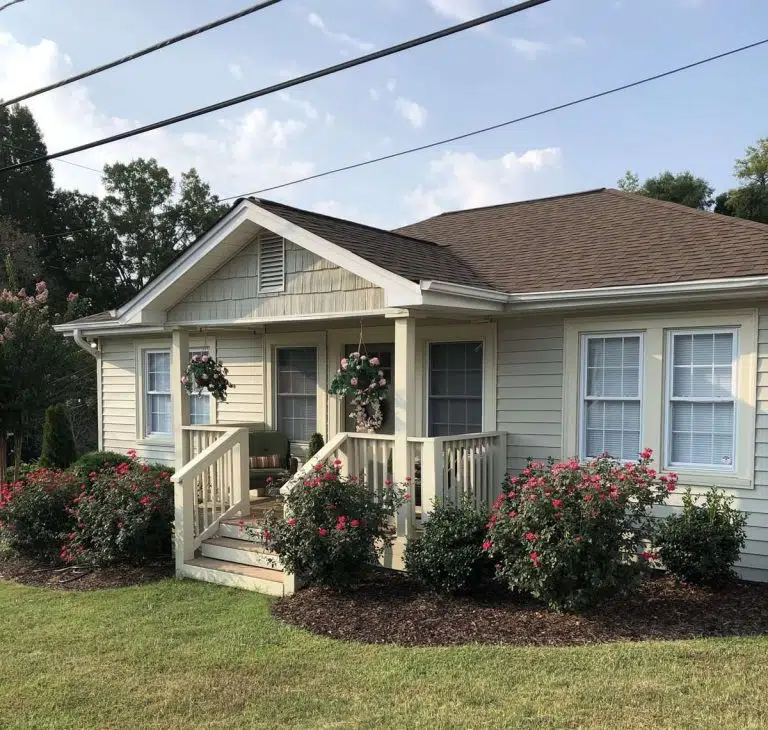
[[258, 233, 285, 293], [428, 342, 483, 437], [188, 350, 211, 425], [276, 347, 317, 442], [581, 334, 642, 461], [667, 330, 736, 470], [145, 351, 171, 436]]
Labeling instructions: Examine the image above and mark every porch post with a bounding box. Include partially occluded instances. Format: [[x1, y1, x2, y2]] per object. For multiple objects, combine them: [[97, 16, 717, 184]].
[[393, 316, 417, 536], [171, 328, 190, 472]]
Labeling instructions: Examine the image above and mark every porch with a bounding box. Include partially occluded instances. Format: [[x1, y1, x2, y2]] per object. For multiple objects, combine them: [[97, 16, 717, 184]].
[[167, 316, 507, 594]]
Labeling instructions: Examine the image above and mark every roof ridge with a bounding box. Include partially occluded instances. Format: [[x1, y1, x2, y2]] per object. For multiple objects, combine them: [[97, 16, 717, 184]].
[[431, 188, 608, 218], [603, 188, 768, 234], [250, 197, 445, 247]]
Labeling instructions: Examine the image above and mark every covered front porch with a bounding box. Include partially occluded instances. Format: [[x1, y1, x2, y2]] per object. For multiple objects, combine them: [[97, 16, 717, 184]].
[[168, 314, 507, 593]]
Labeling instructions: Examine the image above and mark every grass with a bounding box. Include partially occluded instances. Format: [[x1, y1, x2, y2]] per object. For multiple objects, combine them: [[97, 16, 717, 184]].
[[1, 579, 767, 730]]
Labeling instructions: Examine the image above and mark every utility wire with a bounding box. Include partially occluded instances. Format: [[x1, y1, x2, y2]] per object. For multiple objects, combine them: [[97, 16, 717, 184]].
[[0, 0, 284, 109], [0, 0, 551, 174], [2, 143, 102, 174], [0, 0, 25, 12], [219, 36, 768, 200]]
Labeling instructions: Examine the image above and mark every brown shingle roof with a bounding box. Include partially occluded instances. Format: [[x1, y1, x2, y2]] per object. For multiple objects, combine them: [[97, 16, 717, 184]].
[[396, 188, 768, 294], [251, 198, 491, 289], [64, 310, 115, 326]]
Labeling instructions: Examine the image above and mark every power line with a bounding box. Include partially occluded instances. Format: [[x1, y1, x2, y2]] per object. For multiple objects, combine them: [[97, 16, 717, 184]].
[[219, 37, 768, 200], [0, 0, 284, 110], [0, 0, 25, 12], [2, 143, 102, 174], [0, 0, 551, 175]]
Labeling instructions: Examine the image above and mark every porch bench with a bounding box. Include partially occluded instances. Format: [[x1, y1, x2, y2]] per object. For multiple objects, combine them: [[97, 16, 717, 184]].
[[248, 429, 297, 494]]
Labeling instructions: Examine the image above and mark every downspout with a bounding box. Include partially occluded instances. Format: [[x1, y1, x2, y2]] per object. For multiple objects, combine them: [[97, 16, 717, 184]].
[[73, 329, 99, 358]]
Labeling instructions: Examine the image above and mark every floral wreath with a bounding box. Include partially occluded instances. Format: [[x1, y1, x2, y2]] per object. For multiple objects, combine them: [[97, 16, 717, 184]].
[[182, 354, 235, 402], [329, 351, 388, 432]]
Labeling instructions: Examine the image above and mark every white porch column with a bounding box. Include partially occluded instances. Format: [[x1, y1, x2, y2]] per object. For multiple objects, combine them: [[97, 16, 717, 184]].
[[171, 328, 190, 473], [393, 316, 417, 536]]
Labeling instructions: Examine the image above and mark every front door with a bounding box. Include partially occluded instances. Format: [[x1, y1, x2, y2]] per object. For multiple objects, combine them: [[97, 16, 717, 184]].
[[343, 343, 395, 434]]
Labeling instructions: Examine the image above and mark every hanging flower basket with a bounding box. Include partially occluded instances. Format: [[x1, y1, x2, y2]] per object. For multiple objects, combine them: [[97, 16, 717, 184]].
[[329, 352, 388, 432], [182, 354, 234, 402]]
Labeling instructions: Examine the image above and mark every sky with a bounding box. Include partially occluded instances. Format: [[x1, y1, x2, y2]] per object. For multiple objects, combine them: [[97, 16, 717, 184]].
[[0, 0, 766, 229]]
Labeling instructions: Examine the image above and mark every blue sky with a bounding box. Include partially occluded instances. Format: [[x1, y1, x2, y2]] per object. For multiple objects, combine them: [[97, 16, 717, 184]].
[[0, 0, 765, 227]]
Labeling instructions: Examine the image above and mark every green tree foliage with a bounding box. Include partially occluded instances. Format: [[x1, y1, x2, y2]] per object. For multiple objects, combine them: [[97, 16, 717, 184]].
[[616, 170, 639, 193], [0, 218, 39, 291], [639, 170, 714, 210], [718, 138, 768, 224], [39, 403, 77, 469]]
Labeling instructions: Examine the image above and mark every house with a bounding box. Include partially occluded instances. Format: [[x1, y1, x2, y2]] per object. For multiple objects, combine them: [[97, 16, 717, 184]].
[[57, 188, 768, 593]]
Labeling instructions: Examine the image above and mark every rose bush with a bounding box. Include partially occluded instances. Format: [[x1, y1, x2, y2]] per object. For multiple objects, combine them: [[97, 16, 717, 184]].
[[62, 454, 174, 566], [0, 468, 79, 561], [487, 450, 676, 612], [260, 461, 406, 590]]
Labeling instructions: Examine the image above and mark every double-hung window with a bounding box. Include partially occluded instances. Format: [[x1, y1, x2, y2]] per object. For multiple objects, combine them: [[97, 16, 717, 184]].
[[145, 351, 172, 436], [581, 334, 642, 461], [428, 342, 483, 437], [276, 347, 317, 442], [667, 330, 736, 470]]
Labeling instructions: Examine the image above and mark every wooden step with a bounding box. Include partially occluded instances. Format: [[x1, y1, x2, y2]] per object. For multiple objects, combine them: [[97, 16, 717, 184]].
[[181, 557, 284, 596], [218, 520, 267, 541], [201, 537, 282, 570]]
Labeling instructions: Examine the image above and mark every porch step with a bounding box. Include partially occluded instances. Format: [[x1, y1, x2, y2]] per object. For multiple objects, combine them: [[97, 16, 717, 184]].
[[218, 520, 267, 541], [201, 536, 282, 570], [181, 557, 285, 596]]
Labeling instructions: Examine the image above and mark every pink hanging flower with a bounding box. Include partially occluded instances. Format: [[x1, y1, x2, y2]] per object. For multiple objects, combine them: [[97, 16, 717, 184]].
[[369, 357, 380, 367], [318, 528, 329, 536], [66, 292, 79, 303], [350, 377, 358, 386]]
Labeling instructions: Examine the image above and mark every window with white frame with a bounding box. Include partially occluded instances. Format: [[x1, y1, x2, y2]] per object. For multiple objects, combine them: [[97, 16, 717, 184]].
[[667, 330, 736, 470], [276, 347, 317, 442], [145, 351, 172, 436], [188, 349, 211, 425], [581, 334, 642, 461], [428, 342, 483, 437]]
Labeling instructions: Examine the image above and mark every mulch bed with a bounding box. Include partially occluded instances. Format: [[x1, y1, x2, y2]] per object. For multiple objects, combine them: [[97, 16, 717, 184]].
[[0, 556, 174, 590], [271, 568, 768, 647]]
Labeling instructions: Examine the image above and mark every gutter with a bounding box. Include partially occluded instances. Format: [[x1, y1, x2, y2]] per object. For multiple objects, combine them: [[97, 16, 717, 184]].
[[72, 329, 100, 359]]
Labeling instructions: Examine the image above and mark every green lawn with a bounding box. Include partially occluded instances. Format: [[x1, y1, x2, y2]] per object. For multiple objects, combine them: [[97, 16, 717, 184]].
[[1, 579, 767, 730]]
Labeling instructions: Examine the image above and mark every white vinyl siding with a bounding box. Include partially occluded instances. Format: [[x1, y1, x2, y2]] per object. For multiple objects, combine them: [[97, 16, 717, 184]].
[[581, 334, 642, 461], [276, 347, 317, 442], [258, 234, 285, 293], [667, 330, 736, 470], [428, 342, 483, 437], [145, 351, 172, 436]]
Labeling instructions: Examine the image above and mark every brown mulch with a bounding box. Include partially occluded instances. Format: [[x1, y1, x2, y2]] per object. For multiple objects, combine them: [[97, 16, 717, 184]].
[[271, 568, 768, 647], [0, 556, 174, 591]]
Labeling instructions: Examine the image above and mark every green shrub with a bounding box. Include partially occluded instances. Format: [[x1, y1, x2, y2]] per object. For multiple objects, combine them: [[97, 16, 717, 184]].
[[0, 468, 79, 561], [260, 462, 405, 590], [62, 456, 173, 566], [307, 433, 325, 459], [405, 499, 495, 594], [39, 404, 77, 469], [654, 488, 747, 585], [487, 450, 675, 612], [71, 451, 132, 477]]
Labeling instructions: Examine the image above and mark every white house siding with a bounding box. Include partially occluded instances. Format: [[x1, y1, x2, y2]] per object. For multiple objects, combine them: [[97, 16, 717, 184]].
[[496, 315, 565, 474], [167, 238, 384, 323]]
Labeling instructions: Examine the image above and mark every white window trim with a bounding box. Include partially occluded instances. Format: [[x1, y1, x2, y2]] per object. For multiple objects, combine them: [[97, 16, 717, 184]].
[[563, 310, 757, 491], [664, 328, 738, 473], [578, 332, 645, 462], [258, 233, 285, 294], [264, 331, 327, 445], [416, 322, 497, 437]]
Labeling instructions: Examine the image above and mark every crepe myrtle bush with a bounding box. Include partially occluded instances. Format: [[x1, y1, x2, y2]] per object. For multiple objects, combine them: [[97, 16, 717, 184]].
[[61, 450, 174, 566], [258, 461, 408, 590], [653, 488, 747, 586], [486, 449, 676, 612]]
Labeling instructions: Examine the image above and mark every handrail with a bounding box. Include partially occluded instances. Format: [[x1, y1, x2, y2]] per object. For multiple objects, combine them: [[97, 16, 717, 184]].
[[407, 431, 505, 444], [346, 432, 396, 441], [181, 424, 232, 432], [280, 431, 348, 496], [172, 427, 244, 484]]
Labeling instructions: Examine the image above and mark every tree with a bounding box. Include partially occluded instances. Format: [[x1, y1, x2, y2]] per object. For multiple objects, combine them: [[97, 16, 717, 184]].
[[0, 217, 39, 290], [101, 159, 227, 299], [640, 171, 714, 210], [617, 170, 640, 193], [39, 403, 77, 468], [719, 138, 768, 224], [0, 104, 54, 237]]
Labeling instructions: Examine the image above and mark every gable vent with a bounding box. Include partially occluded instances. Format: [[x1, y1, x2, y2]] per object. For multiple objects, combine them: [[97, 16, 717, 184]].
[[258, 233, 285, 293]]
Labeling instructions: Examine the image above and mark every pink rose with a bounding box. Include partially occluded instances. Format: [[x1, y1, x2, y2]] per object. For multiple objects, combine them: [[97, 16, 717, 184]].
[[318, 528, 329, 536], [340, 358, 349, 370], [350, 519, 360, 527], [350, 377, 358, 386], [181, 376, 188, 384], [201, 354, 209, 362], [369, 357, 380, 366], [379, 378, 387, 386], [287, 517, 297, 527]]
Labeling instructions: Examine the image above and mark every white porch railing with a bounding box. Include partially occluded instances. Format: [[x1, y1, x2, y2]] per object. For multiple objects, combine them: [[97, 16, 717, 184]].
[[282, 430, 506, 534], [172, 425, 250, 574]]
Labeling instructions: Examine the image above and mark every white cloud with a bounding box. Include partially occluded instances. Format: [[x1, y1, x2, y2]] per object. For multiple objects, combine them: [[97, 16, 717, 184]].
[[306, 11, 374, 52], [228, 62, 244, 80], [0, 32, 314, 202], [394, 97, 428, 129], [405, 148, 562, 218], [278, 91, 319, 120], [508, 37, 551, 59], [426, 0, 483, 21], [369, 88, 380, 101], [386, 78, 397, 93]]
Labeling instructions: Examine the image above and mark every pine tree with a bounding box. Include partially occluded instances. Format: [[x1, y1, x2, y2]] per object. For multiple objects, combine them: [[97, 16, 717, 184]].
[[39, 404, 77, 469]]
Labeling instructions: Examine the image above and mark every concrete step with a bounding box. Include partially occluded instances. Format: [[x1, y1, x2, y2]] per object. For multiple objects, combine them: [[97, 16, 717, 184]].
[[182, 557, 284, 596], [201, 536, 282, 570]]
